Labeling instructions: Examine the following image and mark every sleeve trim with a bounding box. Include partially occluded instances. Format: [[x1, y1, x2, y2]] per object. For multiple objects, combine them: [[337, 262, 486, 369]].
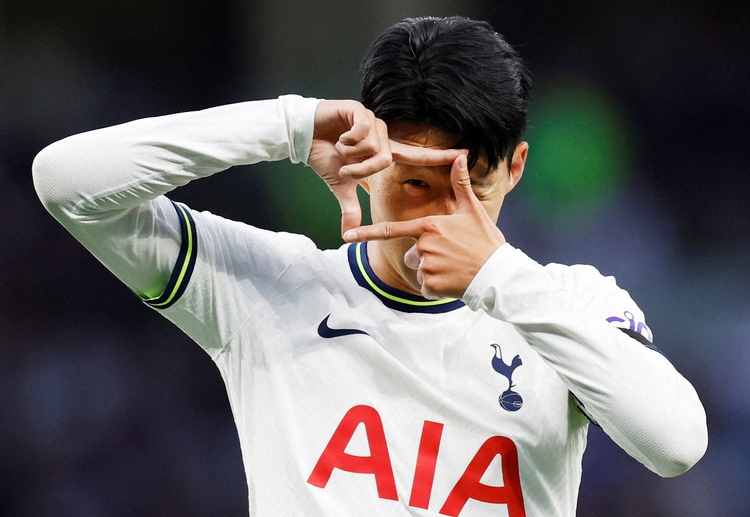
[[618, 327, 664, 355], [142, 200, 198, 309]]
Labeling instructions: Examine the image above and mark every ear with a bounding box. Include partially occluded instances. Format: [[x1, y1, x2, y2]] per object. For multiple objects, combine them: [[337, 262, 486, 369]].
[[506, 141, 528, 193]]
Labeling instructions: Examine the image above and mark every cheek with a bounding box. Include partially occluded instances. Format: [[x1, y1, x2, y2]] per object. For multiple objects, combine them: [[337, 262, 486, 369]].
[[368, 181, 398, 223], [368, 172, 432, 223]]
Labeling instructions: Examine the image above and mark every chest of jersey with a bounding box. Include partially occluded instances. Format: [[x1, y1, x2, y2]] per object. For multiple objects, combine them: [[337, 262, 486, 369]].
[[220, 297, 586, 516]]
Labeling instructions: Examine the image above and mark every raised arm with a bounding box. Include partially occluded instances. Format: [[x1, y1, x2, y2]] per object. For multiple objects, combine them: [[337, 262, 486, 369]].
[[32, 96, 464, 299], [32, 95, 321, 298]]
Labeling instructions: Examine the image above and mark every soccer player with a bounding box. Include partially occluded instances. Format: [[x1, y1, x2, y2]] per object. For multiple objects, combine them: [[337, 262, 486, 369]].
[[33, 16, 706, 517]]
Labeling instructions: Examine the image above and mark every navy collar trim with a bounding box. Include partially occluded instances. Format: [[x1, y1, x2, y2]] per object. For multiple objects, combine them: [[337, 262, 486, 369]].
[[347, 242, 465, 314]]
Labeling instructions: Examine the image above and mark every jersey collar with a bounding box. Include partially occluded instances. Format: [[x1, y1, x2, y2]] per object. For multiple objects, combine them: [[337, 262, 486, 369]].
[[347, 242, 465, 314]]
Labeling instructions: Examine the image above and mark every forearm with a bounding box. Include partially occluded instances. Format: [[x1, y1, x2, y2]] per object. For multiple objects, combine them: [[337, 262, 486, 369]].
[[463, 244, 708, 477], [32, 95, 320, 221]]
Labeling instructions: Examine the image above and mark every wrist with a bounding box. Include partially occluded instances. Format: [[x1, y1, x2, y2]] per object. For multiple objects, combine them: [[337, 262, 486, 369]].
[[461, 243, 517, 310]]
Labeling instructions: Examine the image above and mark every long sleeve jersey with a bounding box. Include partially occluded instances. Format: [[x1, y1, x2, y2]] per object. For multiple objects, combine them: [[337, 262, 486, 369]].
[[33, 95, 707, 517]]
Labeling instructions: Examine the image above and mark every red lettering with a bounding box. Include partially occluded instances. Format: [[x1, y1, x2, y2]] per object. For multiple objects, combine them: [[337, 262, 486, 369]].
[[439, 436, 526, 517], [409, 421, 444, 509], [307, 405, 398, 500], [308, 406, 527, 516]]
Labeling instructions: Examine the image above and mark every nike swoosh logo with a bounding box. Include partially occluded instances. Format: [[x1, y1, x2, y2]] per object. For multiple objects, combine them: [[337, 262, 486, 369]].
[[317, 315, 370, 339]]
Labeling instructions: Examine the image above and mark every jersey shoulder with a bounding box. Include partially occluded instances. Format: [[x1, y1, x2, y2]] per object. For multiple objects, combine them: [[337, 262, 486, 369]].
[[543, 262, 653, 343]]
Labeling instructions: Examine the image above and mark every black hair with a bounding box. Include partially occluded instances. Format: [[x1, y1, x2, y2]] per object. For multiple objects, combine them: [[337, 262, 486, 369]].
[[360, 16, 531, 171]]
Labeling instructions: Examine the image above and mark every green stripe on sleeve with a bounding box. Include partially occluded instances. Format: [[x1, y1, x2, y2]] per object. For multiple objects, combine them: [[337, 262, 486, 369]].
[[142, 201, 198, 310]]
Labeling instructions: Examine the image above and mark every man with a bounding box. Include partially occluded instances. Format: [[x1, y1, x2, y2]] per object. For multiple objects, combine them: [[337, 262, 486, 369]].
[[33, 16, 706, 517]]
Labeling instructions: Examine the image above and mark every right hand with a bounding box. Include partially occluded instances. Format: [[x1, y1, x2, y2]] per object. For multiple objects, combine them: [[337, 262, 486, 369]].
[[308, 99, 466, 235]]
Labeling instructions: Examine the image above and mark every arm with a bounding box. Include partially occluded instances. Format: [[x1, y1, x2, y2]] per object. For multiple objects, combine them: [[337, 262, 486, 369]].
[[32, 95, 321, 298], [33, 96, 463, 300], [463, 244, 707, 477], [344, 154, 708, 477]]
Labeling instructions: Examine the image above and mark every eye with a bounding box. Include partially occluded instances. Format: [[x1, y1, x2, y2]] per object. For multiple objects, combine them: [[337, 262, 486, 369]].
[[404, 179, 428, 188]]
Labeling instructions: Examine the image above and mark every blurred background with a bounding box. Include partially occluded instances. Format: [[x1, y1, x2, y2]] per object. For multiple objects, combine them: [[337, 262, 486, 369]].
[[1, 0, 748, 515]]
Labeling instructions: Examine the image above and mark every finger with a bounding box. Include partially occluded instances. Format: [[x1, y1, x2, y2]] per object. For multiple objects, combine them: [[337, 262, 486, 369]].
[[333, 101, 370, 145], [339, 119, 393, 179], [338, 151, 392, 179], [338, 120, 371, 146], [336, 108, 380, 154], [342, 218, 428, 243], [450, 154, 481, 211], [391, 140, 467, 167], [334, 186, 363, 235], [416, 268, 425, 290], [404, 243, 421, 270]]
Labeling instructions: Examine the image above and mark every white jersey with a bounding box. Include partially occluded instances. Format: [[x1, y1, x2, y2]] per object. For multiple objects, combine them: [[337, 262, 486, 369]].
[[32, 95, 707, 517]]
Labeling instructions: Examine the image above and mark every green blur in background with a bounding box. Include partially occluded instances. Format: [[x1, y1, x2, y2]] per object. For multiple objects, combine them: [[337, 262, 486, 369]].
[[523, 78, 633, 223], [264, 162, 371, 250]]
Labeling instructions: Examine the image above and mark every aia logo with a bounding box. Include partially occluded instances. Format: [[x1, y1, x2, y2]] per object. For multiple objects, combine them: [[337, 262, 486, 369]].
[[307, 405, 527, 516], [490, 344, 523, 412]]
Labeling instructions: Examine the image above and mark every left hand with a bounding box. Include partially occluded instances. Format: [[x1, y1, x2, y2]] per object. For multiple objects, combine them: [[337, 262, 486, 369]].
[[343, 154, 507, 300]]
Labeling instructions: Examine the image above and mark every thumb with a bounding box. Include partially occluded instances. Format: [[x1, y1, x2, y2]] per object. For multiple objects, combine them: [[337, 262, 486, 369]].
[[333, 184, 363, 235], [451, 154, 478, 212], [404, 243, 421, 270]]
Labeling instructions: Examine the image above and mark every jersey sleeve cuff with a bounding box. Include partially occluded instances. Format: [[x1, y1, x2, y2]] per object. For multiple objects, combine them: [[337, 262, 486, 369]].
[[279, 94, 322, 165]]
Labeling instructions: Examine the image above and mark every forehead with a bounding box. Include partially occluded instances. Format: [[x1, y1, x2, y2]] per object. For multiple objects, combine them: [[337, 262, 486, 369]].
[[389, 123, 455, 148]]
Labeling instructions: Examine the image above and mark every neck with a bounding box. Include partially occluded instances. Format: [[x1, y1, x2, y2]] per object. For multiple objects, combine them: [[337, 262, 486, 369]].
[[366, 240, 423, 296]]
